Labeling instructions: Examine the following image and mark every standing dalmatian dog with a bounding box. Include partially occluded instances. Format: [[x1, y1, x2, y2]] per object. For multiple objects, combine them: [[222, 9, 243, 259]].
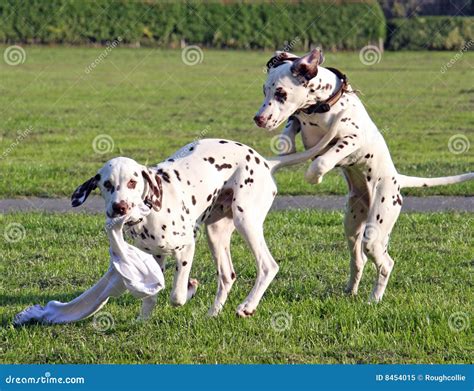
[[71, 137, 336, 317], [254, 48, 473, 303]]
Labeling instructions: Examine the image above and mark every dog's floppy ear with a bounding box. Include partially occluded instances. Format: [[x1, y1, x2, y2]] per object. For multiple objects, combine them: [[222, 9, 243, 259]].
[[290, 48, 325, 83], [71, 174, 100, 207], [142, 170, 163, 211], [266, 51, 299, 71]]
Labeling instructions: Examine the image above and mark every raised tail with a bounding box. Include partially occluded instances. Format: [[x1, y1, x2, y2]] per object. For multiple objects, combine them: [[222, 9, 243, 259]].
[[266, 110, 345, 173], [398, 172, 474, 188]]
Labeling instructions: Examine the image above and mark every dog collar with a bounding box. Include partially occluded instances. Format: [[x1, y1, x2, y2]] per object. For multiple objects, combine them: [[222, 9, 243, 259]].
[[125, 217, 143, 227], [302, 67, 349, 114]]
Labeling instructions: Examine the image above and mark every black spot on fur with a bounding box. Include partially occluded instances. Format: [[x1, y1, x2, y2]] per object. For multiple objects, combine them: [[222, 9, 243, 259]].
[[215, 163, 232, 171]]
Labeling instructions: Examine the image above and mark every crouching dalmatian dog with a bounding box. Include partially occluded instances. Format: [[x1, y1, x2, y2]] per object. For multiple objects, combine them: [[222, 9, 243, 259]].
[[254, 48, 474, 303], [72, 138, 332, 317]]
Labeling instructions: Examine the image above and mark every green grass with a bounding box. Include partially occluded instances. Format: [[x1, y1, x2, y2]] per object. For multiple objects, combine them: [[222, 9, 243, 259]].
[[0, 47, 472, 197], [1, 211, 472, 364]]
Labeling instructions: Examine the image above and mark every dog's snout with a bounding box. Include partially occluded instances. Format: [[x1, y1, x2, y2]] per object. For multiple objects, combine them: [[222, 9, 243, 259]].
[[253, 114, 266, 127], [112, 200, 129, 216]]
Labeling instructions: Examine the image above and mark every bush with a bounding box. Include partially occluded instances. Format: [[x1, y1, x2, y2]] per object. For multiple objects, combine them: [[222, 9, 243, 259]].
[[0, 0, 385, 50], [387, 16, 474, 50]]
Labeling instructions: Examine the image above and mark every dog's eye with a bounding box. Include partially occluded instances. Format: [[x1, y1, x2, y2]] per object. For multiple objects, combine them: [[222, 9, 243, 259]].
[[274, 87, 287, 103], [103, 180, 113, 190], [127, 179, 137, 189]]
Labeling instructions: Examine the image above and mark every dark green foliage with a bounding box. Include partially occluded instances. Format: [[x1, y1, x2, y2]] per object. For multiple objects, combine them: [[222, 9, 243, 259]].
[[387, 16, 474, 50], [0, 0, 385, 49]]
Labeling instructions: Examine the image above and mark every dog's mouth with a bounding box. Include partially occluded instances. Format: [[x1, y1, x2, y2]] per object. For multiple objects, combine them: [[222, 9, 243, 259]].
[[265, 118, 286, 131]]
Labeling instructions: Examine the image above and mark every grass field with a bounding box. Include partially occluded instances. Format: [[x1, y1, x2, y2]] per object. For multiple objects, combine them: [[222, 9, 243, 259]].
[[0, 47, 472, 197], [0, 211, 472, 364]]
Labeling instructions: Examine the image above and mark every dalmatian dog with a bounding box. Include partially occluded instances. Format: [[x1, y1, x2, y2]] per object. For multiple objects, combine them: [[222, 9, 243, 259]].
[[254, 48, 474, 303], [71, 137, 334, 317]]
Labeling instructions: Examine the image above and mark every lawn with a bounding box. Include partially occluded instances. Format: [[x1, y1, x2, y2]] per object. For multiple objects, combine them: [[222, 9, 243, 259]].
[[0, 47, 472, 197], [0, 211, 472, 364]]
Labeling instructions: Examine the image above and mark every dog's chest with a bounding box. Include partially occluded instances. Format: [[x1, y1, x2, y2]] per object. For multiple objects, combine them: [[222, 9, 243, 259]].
[[126, 206, 195, 255]]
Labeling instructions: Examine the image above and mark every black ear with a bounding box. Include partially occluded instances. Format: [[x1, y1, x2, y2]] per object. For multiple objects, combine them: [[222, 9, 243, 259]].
[[142, 170, 163, 211], [71, 174, 100, 207], [290, 48, 325, 84], [266, 51, 299, 71]]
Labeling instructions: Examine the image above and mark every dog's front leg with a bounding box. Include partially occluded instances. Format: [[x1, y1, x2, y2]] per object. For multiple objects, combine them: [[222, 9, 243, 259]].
[[153, 254, 167, 273], [305, 139, 360, 184], [170, 242, 197, 306]]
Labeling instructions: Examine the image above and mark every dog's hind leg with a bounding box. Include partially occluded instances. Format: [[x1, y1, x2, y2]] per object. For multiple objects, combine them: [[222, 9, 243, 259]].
[[362, 179, 402, 302], [344, 193, 369, 295], [206, 212, 236, 316], [232, 203, 279, 318]]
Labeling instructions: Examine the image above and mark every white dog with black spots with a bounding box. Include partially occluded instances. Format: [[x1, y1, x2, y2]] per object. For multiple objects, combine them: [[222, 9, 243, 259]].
[[254, 48, 473, 302], [71, 137, 338, 318]]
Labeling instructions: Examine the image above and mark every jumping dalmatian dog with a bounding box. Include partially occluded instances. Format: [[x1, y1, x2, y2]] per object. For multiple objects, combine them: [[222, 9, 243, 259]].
[[71, 137, 337, 317], [254, 48, 474, 303]]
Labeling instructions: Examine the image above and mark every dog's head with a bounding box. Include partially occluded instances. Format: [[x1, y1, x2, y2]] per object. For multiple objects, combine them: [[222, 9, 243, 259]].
[[71, 157, 162, 219], [254, 48, 325, 131]]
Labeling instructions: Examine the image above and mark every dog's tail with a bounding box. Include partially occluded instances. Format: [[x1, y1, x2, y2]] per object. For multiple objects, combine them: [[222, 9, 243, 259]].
[[266, 110, 344, 173], [398, 172, 474, 188]]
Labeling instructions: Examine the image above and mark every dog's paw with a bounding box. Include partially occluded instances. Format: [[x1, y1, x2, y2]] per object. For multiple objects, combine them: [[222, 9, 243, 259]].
[[236, 303, 256, 318], [344, 284, 359, 296], [186, 278, 199, 301], [207, 306, 222, 317], [305, 171, 324, 185]]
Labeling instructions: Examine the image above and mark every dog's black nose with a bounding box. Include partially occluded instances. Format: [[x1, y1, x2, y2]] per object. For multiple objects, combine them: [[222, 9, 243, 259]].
[[253, 114, 266, 127], [112, 201, 129, 216]]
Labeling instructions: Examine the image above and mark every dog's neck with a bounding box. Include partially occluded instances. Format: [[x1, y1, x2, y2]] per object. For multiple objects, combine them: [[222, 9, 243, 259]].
[[306, 67, 342, 103]]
